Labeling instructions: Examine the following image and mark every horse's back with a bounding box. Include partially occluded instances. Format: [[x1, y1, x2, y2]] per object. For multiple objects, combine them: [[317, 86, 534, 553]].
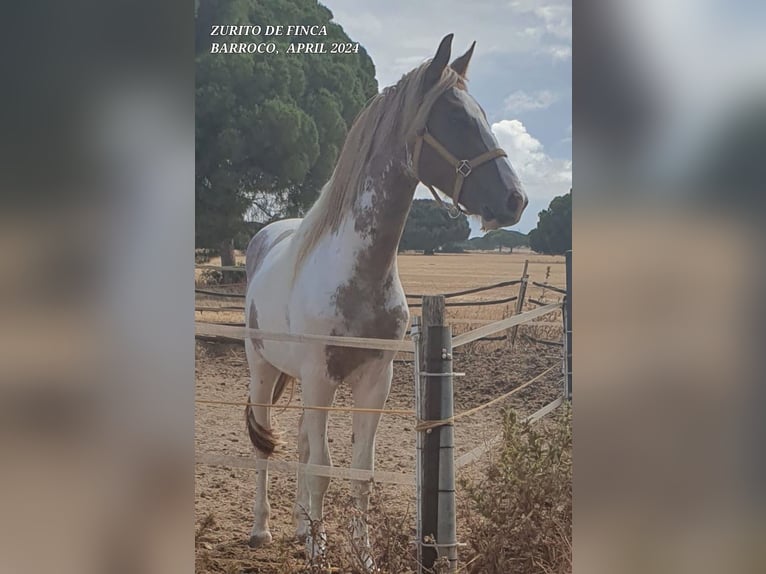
[[245, 219, 301, 283]]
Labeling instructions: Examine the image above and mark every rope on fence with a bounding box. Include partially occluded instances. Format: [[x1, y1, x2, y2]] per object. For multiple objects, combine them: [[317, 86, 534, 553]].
[[195, 454, 416, 486], [454, 395, 564, 469], [196, 305, 247, 312], [414, 364, 557, 432], [196, 397, 414, 417], [197, 360, 558, 421]]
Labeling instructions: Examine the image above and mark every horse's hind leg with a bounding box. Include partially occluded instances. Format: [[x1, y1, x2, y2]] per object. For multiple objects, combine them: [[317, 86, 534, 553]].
[[244, 341, 282, 548]]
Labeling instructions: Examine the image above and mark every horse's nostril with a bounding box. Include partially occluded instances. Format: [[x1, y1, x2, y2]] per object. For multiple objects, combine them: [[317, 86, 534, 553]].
[[507, 191, 526, 213], [481, 205, 495, 221]]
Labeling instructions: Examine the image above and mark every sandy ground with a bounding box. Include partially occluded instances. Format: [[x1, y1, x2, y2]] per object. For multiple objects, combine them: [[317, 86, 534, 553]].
[[195, 252, 566, 573]]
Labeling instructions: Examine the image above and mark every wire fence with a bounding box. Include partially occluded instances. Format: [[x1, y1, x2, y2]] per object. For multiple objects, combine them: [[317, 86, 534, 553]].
[[195, 301, 564, 485], [195, 263, 566, 348]]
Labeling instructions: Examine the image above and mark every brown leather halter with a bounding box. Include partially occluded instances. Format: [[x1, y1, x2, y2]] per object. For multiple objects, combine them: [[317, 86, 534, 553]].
[[411, 127, 507, 218]]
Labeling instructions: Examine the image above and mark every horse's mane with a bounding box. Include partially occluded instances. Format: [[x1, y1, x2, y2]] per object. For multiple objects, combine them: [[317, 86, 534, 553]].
[[291, 61, 463, 269]]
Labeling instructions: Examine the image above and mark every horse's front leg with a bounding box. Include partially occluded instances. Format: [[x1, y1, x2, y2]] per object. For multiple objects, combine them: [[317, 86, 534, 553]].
[[298, 372, 337, 560], [349, 361, 393, 568]]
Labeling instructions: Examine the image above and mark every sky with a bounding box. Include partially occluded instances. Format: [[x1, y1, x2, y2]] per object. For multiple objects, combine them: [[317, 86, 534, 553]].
[[321, 0, 572, 235]]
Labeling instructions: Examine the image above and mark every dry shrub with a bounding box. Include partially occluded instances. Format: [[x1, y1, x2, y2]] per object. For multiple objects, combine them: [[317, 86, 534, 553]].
[[198, 268, 224, 286], [460, 406, 572, 574], [320, 493, 418, 574]]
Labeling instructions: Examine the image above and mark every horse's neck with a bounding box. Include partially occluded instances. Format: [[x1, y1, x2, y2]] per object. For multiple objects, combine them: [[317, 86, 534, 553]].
[[345, 151, 417, 279]]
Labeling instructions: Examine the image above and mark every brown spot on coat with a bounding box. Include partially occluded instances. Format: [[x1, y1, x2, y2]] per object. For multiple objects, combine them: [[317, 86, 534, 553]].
[[325, 161, 413, 382], [246, 227, 294, 283]]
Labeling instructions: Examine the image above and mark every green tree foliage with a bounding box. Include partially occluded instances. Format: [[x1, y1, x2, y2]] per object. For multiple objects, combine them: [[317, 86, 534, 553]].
[[195, 0, 378, 256], [399, 199, 470, 255], [466, 229, 529, 252], [529, 191, 572, 255]]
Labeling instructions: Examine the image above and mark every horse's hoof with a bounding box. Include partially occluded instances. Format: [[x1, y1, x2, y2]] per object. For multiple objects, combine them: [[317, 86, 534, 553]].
[[359, 551, 376, 572], [294, 520, 309, 543], [247, 530, 273, 548], [305, 531, 327, 560]]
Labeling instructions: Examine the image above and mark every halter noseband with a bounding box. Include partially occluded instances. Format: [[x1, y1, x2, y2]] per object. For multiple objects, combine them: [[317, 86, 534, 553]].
[[411, 128, 507, 218]]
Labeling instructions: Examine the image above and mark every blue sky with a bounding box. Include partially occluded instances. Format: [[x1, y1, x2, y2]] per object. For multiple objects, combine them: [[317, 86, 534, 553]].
[[321, 0, 572, 235]]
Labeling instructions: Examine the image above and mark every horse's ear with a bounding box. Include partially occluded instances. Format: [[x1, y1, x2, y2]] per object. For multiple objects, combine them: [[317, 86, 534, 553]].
[[450, 41, 476, 78], [424, 34, 453, 90]]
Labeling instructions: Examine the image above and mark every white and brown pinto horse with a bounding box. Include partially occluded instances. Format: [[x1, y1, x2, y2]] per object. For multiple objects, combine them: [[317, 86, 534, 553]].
[[243, 34, 527, 558]]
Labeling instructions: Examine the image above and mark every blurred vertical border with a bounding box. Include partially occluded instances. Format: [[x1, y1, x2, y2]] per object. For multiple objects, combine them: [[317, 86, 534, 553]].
[[574, 1, 766, 573], [0, 1, 194, 573]]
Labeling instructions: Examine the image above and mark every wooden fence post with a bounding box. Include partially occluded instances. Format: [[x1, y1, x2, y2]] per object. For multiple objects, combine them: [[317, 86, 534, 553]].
[[417, 296, 457, 572], [564, 250, 572, 400], [509, 259, 529, 348]]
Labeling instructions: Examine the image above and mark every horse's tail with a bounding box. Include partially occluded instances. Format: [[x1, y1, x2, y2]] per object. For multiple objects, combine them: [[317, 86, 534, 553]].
[[245, 371, 294, 456]]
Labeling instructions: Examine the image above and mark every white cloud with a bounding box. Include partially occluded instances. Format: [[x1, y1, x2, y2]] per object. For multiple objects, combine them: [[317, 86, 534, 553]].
[[534, 4, 572, 41], [504, 89, 559, 113], [324, 0, 572, 84], [546, 45, 572, 61], [510, 1, 572, 61], [492, 119, 572, 200]]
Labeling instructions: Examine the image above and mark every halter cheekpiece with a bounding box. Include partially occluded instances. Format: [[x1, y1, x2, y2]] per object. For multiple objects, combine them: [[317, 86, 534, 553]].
[[411, 127, 507, 218]]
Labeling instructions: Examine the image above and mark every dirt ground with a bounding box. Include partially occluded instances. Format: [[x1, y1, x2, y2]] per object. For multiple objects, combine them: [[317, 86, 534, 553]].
[[195, 252, 566, 573]]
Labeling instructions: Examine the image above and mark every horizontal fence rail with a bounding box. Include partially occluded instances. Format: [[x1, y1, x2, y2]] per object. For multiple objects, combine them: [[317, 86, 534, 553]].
[[196, 305, 247, 312], [196, 265, 246, 272], [196, 273, 524, 302], [195, 302, 560, 351], [196, 288, 246, 298], [451, 303, 561, 348], [195, 323, 414, 353], [530, 281, 567, 295], [408, 295, 517, 308], [405, 279, 521, 299]]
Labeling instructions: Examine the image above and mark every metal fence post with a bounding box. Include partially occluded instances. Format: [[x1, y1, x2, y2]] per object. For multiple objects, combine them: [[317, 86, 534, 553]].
[[418, 296, 457, 572], [564, 250, 572, 400], [411, 316, 424, 569]]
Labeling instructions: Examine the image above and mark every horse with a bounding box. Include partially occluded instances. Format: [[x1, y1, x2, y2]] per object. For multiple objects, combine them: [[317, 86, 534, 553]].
[[243, 33, 528, 561]]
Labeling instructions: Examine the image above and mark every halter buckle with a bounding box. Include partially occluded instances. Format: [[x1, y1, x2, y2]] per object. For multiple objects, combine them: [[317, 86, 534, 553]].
[[456, 160, 472, 178]]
